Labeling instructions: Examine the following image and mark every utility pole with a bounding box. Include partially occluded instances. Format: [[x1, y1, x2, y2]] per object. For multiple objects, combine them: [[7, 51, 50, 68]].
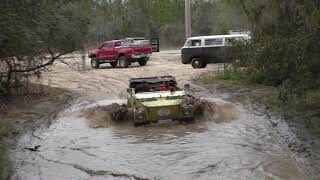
[[185, 0, 191, 39]]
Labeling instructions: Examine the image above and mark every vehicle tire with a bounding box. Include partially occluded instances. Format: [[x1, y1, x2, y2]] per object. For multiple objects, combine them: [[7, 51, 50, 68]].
[[91, 58, 100, 69], [191, 58, 203, 69], [200, 61, 207, 68], [134, 122, 145, 127], [118, 56, 129, 68], [110, 61, 118, 67], [138, 58, 147, 66], [187, 117, 195, 122], [177, 117, 194, 124]]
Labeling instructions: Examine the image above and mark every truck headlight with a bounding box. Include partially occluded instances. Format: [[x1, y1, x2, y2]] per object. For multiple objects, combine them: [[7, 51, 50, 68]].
[[135, 108, 146, 121], [183, 105, 193, 116]]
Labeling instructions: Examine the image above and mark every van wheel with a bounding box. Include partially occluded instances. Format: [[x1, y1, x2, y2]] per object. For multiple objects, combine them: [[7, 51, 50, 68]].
[[200, 61, 207, 68], [110, 61, 118, 67], [91, 58, 100, 68], [138, 58, 147, 66], [191, 58, 203, 68], [118, 56, 129, 68]]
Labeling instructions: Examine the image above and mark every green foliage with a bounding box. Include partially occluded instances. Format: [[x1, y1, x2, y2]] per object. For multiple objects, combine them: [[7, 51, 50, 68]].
[[87, 0, 249, 46], [222, 0, 320, 102], [219, 70, 246, 84], [0, 0, 90, 57], [0, 0, 91, 96]]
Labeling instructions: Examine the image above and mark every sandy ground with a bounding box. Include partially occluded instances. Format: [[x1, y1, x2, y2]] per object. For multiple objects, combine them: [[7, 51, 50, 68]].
[[42, 50, 223, 99]]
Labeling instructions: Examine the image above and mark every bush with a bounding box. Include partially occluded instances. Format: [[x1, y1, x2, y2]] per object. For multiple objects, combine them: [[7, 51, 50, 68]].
[[221, 0, 320, 102]]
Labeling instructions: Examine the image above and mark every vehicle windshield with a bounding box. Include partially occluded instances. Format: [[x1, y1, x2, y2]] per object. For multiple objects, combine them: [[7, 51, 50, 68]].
[[184, 39, 201, 47]]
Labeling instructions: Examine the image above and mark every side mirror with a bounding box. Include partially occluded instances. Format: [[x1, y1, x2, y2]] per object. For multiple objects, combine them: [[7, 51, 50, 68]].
[[184, 84, 190, 91]]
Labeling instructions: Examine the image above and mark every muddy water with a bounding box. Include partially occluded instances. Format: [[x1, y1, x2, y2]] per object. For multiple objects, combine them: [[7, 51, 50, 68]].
[[9, 51, 316, 179], [11, 96, 311, 180]]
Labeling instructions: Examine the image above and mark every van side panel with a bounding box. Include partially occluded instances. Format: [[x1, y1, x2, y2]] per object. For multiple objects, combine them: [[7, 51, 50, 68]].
[[202, 46, 220, 63], [181, 47, 203, 64]]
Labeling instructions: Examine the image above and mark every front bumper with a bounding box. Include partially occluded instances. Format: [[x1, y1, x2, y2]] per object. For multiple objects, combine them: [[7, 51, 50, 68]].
[[134, 105, 194, 123], [88, 52, 95, 58]]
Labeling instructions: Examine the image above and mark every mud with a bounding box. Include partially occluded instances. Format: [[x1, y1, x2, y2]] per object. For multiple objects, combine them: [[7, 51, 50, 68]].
[[80, 96, 239, 129], [195, 98, 239, 123], [7, 51, 320, 179], [80, 103, 131, 128]]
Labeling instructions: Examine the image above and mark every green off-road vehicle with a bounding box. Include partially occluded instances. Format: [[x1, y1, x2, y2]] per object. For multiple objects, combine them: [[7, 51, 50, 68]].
[[127, 76, 195, 126]]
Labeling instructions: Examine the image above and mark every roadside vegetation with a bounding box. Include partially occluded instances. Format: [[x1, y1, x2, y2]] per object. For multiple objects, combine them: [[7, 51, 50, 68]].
[[216, 0, 320, 110], [195, 0, 320, 139]]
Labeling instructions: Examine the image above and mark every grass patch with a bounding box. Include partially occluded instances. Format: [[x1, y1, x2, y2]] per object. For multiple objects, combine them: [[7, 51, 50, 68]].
[[217, 70, 248, 85], [298, 91, 320, 109], [0, 143, 10, 180], [196, 70, 250, 86], [197, 70, 320, 111], [195, 70, 279, 107], [0, 121, 11, 138], [283, 90, 320, 118]]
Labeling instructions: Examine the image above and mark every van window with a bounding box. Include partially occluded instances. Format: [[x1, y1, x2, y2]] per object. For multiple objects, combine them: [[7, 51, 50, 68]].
[[190, 40, 201, 47], [204, 38, 223, 46]]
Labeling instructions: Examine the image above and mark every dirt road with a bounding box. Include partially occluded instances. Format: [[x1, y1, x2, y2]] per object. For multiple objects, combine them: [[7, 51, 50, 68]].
[[10, 51, 318, 179], [40, 50, 219, 100]]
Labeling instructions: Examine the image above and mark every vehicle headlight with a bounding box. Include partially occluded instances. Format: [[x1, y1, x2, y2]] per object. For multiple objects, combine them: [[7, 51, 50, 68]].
[[183, 105, 193, 116], [135, 108, 146, 121]]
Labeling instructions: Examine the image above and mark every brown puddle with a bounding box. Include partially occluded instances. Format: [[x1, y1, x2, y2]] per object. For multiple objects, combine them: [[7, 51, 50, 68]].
[[11, 97, 313, 179]]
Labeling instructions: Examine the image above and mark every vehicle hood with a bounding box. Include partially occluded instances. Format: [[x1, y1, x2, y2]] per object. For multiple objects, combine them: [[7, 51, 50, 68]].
[[141, 98, 184, 107], [134, 91, 185, 107]]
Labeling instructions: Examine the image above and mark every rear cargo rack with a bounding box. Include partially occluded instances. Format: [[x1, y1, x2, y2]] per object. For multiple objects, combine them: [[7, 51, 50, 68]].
[[129, 76, 177, 93]]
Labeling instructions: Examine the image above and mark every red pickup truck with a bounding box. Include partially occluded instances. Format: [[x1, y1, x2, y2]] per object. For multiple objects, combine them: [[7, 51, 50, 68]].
[[88, 38, 153, 68]]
